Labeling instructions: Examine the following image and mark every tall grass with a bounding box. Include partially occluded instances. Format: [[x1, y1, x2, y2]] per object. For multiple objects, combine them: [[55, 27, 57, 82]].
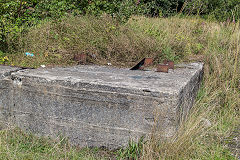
[[8, 15, 187, 68], [2, 15, 240, 159], [137, 17, 240, 159]]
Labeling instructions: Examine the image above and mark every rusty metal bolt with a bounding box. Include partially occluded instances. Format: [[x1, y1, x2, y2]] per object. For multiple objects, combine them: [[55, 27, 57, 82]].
[[167, 61, 174, 69], [144, 58, 153, 67], [130, 58, 153, 70], [163, 60, 174, 69], [74, 54, 87, 64], [157, 64, 169, 73]]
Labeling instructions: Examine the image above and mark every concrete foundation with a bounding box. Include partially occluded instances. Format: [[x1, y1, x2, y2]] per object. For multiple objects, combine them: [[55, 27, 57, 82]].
[[0, 63, 203, 149]]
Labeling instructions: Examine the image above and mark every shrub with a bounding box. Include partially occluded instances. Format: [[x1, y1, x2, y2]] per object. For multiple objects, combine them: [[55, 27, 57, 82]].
[[184, 0, 240, 21], [1, 0, 240, 54]]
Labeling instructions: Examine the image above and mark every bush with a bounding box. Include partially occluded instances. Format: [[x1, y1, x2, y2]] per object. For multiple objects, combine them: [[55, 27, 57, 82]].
[[0, 0, 240, 55], [184, 0, 240, 21]]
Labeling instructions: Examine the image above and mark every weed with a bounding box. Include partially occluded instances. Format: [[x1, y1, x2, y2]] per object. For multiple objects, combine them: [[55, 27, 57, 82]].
[[0, 127, 106, 160], [117, 137, 144, 160], [140, 18, 240, 159], [7, 15, 183, 68]]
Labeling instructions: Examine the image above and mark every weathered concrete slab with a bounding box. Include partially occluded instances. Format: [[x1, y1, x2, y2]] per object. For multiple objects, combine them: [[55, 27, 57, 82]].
[[0, 63, 203, 149]]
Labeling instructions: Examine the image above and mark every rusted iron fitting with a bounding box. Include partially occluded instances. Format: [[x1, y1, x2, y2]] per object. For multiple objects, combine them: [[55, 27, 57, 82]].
[[130, 58, 174, 73], [144, 58, 153, 66], [163, 60, 174, 69], [74, 53, 87, 64], [157, 64, 169, 73], [130, 58, 153, 70], [156, 60, 174, 73]]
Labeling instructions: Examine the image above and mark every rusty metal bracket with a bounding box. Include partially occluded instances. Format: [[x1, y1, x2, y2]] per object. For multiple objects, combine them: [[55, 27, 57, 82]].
[[130, 58, 153, 70], [74, 53, 87, 64], [156, 60, 174, 73], [157, 64, 169, 73], [130, 58, 175, 73]]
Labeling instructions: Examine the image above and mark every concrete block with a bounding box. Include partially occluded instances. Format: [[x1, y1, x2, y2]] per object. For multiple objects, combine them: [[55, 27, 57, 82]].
[[0, 63, 203, 149]]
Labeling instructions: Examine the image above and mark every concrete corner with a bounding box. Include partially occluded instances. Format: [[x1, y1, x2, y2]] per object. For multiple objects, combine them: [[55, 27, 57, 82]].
[[0, 66, 21, 124]]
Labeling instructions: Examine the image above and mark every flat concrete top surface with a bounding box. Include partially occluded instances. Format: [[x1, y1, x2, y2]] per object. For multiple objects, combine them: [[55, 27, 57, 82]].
[[12, 63, 203, 95], [0, 65, 20, 79]]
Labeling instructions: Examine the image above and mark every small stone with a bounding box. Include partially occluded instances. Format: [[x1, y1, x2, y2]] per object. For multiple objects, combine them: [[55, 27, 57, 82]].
[[201, 118, 212, 128]]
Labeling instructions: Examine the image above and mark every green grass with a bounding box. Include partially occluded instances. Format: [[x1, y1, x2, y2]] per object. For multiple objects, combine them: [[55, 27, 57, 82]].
[[0, 15, 239, 159], [0, 127, 111, 160], [5, 15, 188, 68]]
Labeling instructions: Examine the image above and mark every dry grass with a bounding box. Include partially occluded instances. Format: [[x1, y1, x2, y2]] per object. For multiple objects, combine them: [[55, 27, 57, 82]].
[[8, 15, 192, 68], [138, 17, 240, 159]]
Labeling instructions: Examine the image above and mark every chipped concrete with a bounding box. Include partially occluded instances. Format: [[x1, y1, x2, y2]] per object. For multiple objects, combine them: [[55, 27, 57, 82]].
[[0, 63, 203, 149]]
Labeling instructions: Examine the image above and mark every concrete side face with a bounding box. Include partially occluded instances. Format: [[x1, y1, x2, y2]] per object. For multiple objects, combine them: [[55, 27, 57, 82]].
[[0, 63, 203, 149], [177, 63, 204, 124], [0, 79, 13, 124], [0, 66, 20, 126], [10, 78, 176, 148]]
